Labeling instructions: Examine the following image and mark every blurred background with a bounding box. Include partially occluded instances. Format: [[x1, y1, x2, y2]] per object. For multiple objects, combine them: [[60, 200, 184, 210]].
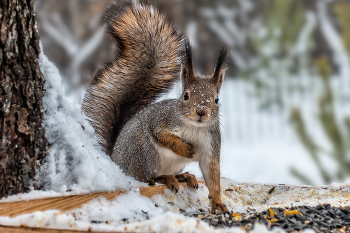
[[35, 0, 350, 186]]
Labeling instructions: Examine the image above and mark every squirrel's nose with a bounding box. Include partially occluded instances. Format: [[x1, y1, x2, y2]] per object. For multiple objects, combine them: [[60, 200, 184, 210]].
[[196, 109, 206, 117]]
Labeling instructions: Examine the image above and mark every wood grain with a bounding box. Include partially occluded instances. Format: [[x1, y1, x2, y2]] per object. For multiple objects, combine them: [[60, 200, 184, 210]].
[[0, 181, 202, 218], [0, 225, 110, 233]]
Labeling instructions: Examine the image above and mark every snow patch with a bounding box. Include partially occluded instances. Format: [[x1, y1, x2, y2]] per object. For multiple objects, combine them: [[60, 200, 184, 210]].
[[2, 178, 349, 232], [36, 44, 142, 193]]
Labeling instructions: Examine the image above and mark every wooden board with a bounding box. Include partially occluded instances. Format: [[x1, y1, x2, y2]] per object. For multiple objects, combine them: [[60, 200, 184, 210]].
[[0, 181, 203, 232], [0, 181, 201, 218], [0, 225, 109, 233]]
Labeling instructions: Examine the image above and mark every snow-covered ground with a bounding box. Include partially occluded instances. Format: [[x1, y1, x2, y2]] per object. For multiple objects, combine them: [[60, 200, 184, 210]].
[[1, 178, 349, 232], [0, 45, 348, 232], [34, 41, 320, 195]]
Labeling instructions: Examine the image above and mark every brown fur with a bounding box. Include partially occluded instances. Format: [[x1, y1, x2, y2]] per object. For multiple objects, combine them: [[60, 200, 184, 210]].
[[82, 0, 184, 155], [179, 42, 229, 213], [178, 42, 227, 126], [154, 129, 195, 158], [153, 172, 199, 192], [175, 172, 199, 189], [82, 0, 230, 214], [153, 175, 180, 193], [208, 156, 229, 214]]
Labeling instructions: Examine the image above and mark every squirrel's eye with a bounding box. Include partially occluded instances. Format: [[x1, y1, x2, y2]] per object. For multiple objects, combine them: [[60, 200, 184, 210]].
[[184, 92, 189, 101], [215, 96, 219, 104]]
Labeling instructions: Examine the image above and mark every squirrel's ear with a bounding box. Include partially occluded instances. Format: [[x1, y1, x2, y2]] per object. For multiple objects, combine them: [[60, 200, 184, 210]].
[[211, 46, 229, 93], [182, 41, 196, 89]]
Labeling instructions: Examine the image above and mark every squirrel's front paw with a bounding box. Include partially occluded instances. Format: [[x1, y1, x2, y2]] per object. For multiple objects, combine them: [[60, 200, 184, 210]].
[[183, 143, 195, 158], [171, 140, 195, 158]]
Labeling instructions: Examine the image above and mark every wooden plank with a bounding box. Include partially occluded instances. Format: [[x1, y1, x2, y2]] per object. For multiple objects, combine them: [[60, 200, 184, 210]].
[[0, 181, 201, 218], [0, 191, 123, 218], [0, 225, 111, 233]]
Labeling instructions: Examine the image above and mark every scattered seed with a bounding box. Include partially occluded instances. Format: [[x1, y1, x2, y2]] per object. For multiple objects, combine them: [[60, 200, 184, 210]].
[[188, 205, 350, 232], [268, 187, 275, 194]]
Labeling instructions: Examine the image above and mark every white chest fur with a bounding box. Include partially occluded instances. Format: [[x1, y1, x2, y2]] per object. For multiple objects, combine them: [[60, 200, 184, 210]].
[[156, 123, 212, 176]]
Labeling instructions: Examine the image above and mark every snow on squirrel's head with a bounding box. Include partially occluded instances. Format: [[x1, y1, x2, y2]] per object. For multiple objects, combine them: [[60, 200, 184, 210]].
[[180, 42, 228, 127]]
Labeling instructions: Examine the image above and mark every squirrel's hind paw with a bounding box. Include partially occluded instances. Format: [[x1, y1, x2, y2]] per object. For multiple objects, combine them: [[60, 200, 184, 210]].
[[211, 200, 229, 214], [153, 175, 180, 193], [175, 172, 199, 190]]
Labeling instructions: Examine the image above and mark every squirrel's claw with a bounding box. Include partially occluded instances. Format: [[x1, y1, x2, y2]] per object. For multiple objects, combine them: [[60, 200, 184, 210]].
[[167, 180, 180, 193], [168, 139, 195, 158], [184, 143, 195, 158], [187, 174, 198, 190], [153, 175, 180, 193], [175, 172, 198, 190], [210, 200, 229, 214]]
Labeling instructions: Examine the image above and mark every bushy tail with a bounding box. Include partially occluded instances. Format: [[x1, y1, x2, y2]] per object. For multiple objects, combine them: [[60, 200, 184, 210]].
[[82, 0, 184, 155]]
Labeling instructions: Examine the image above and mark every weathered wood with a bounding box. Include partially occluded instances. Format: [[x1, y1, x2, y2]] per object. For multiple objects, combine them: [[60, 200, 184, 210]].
[[0, 225, 110, 233], [0, 181, 200, 218], [0, 0, 48, 198]]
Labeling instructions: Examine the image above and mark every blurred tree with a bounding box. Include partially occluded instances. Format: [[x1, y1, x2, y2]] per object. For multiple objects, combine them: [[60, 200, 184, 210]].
[[33, 0, 350, 184], [245, 0, 350, 184], [246, 0, 311, 110], [35, 0, 114, 104], [333, 1, 350, 56], [35, 0, 261, 97], [290, 56, 350, 184], [0, 0, 48, 198]]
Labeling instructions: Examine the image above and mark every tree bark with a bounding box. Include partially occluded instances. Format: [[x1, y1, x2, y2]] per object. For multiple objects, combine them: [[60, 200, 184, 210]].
[[0, 0, 48, 198]]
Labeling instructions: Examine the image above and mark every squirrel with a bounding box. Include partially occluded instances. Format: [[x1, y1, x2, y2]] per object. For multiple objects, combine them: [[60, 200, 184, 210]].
[[82, 0, 229, 214]]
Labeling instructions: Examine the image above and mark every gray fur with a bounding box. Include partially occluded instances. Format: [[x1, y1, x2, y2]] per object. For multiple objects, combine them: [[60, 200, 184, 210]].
[[112, 99, 222, 182], [82, 0, 229, 213]]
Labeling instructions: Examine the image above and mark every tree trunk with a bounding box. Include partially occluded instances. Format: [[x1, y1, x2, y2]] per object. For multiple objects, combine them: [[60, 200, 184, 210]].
[[0, 0, 48, 198]]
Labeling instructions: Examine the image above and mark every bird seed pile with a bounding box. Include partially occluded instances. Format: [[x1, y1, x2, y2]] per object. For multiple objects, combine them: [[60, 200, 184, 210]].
[[187, 204, 350, 232], [152, 179, 350, 232]]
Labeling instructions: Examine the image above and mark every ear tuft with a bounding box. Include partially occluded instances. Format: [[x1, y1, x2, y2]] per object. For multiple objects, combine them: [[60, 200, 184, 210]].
[[182, 40, 196, 89], [211, 46, 229, 93], [184, 40, 193, 71]]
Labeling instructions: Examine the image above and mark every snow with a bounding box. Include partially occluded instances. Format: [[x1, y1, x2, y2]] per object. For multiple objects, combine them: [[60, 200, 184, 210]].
[[0, 190, 70, 203], [2, 178, 350, 232], [292, 11, 316, 56], [0, 35, 348, 232], [152, 179, 350, 215], [36, 44, 142, 193], [0, 46, 300, 232]]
